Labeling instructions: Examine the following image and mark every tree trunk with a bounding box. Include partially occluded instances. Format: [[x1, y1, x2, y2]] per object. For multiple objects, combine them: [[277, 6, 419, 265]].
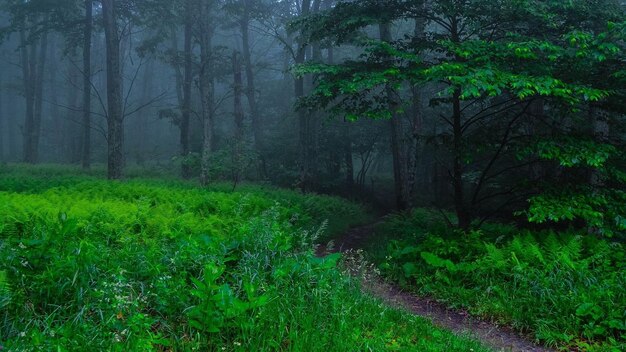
[[66, 57, 82, 163], [20, 30, 36, 163], [82, 0, 93, 169], [180, 0, 193, 179], [0, 70, 3, 161], [450, 18, 470, 229], [379, 22, 410, 210], [102, 0, 124, 179], [406, 14, 426, 204], [296, 0, 312, 191], [199, 1, 215, 186], [344, 124, 354, 189], [241, 1, 261, 154], [30, 28, 49, 164], [452, 89, 470, 229], [233, 51, 245, 184]]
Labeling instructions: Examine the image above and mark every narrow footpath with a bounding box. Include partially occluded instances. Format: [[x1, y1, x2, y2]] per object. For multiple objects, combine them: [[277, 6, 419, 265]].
[[317, 222, 554, 352]]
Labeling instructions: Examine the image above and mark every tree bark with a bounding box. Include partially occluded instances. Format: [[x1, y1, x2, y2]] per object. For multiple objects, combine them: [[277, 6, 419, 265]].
[[241, 1, 261, 153], [450, 18, 470, 229], [233, 51, 245, 184], [296, 0, 313, 191], [406, 14, 426, 204], [0, 70, 3, 161], [20, 30, 36, 163], [180, 0, 193, 179], [344, 124, 354, 189], [379, 22, 410, 210], [82, 0, 93, 169], [452, 89, 470, 229], [102, 0, 124, 179], [29, 27, 49, 164], [199, 1, 215, 186]]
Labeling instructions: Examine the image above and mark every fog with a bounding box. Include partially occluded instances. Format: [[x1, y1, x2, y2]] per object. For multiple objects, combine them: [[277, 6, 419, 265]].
[[0, 0, 625, 224]]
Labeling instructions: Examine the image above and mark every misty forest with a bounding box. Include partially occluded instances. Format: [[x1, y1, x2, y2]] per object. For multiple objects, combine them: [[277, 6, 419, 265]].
[[0, 0, 625, 351]]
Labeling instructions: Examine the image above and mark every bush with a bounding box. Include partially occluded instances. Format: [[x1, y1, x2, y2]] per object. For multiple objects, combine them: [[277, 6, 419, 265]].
[[370, 209, 626, 351]]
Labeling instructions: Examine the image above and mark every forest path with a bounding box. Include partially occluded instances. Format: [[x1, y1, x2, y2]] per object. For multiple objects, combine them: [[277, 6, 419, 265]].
[[317, 222, 554, 352]]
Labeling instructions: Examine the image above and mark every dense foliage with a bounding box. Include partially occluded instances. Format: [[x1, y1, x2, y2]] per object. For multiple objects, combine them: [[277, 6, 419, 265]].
[[295, 0, 626, 230], [368, 209, 626, 351], [0, 166, 487, 351]]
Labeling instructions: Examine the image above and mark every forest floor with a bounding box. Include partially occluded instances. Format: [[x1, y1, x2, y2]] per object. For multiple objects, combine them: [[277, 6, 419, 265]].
[[317, 221, 554, 352]]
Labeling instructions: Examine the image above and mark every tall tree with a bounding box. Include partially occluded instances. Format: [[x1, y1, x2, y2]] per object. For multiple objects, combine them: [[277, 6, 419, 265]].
[[199, 0, 217, 186], [18, 23, 48, 164], [102, 0, 124, 179], [81, 0, 93, 169], [232, 50, 245, 184], [239, 0, 262, 154], [0, 70, 3, 161], [295, 0, 312, 191], [180, 0, 193, 179], [295, 0, 623, 228]]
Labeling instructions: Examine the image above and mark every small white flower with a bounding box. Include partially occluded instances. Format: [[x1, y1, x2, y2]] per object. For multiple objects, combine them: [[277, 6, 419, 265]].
[[234, 342, 242, 346], [19, 332, 26, 337], [18, 242, 27, 249]]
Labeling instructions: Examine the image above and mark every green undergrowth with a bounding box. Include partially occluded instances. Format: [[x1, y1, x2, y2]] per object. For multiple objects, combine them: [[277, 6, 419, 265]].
[[368, 209, 626, 351], [0, 166, 487, 351]]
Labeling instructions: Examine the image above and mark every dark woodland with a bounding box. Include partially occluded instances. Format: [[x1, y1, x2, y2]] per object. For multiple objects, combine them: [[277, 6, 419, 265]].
[[0, 1, 625, 351]]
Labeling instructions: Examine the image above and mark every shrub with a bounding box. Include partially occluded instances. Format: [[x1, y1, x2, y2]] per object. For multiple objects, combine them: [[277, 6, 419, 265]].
[[370, 209, 626, 351]]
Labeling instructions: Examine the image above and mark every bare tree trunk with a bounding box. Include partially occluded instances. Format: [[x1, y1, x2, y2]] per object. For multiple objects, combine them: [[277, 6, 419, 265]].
[[296, 0, 312, 191], [0, 70, 3, 161], [199, 1, 215, 186], [20, 30, 36, 163], [82, 0, 93, 169], [379, 22, 410, 210], [18, 29, 46, 164], [233, 51, 245, 185], [180, 0, 193, 179], [305, 0, 322, 189], [47, 37, 61, 161], [241, 1, 261, 154], [406, 14, 426, 204], [67, 57, 82, 163], [102, 0, 124, 179], [452, 89, 469, 229], [343, 124, 354, 189], [449, 18, 470, 229], [30, 28, 49, 164]]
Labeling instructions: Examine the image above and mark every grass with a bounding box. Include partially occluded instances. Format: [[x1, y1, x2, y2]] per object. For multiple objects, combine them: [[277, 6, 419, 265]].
[[367, 208, 626, 351], [0, 165, 488, 351]]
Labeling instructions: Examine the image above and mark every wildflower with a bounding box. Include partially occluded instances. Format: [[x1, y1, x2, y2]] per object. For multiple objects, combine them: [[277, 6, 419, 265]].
[[18, 242, 26, 249], [234, 342, 242, 346]]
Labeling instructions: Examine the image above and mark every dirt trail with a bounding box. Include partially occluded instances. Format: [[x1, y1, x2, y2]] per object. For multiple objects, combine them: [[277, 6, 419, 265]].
[[318, 222, 554, 352]]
